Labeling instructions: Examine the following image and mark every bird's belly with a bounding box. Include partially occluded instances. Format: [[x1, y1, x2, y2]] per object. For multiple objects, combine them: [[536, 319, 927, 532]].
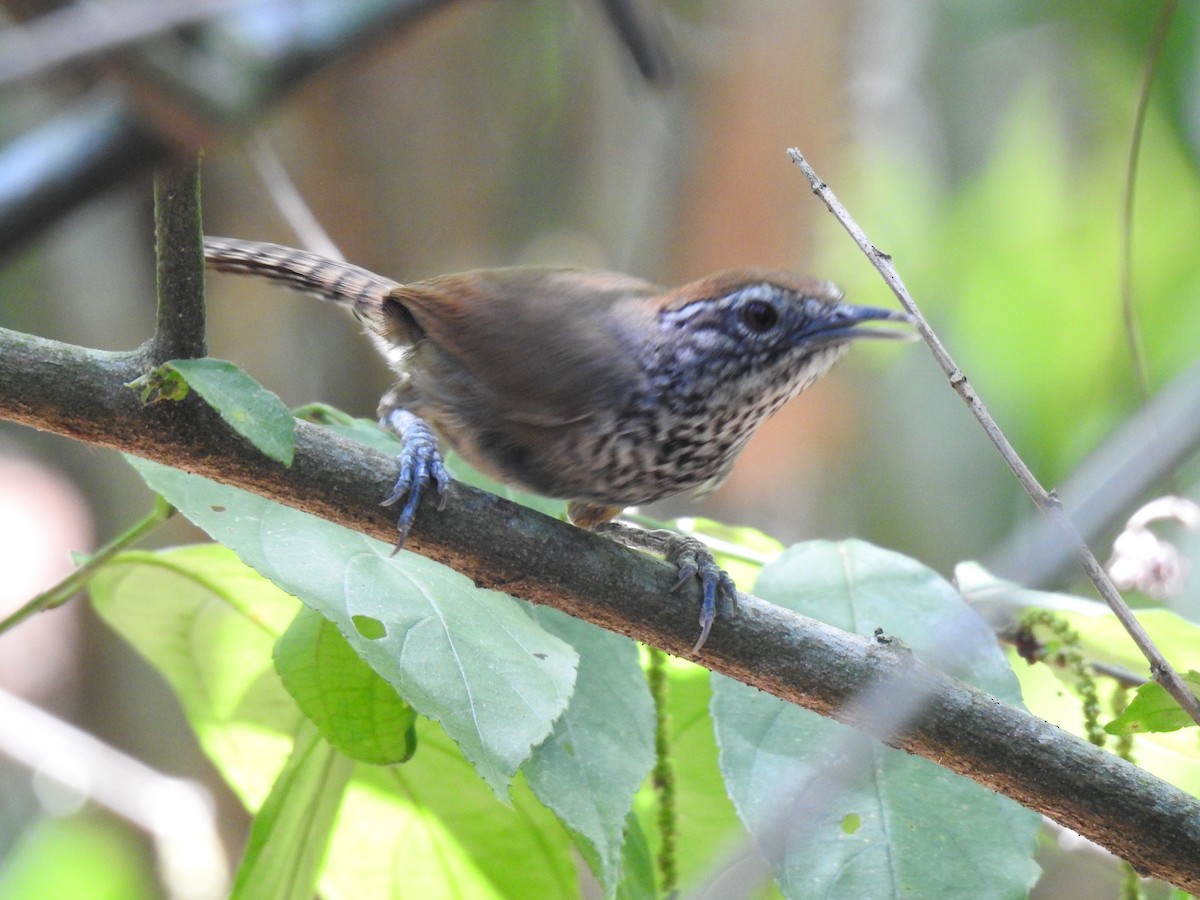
[[436, 408, 756, 508]]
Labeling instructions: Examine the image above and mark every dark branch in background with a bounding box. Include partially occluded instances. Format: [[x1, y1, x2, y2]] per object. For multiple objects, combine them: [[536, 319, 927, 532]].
[[591, 0, 674, 84], [0, 91, 162, 254], [0, 0, 672, 259], [787, 148, 1200, 730], [0, 0, 453, 257], [0, 0, 247, 85]]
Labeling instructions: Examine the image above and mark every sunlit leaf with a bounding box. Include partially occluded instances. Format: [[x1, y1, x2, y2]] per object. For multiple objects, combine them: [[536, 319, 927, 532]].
[[275, 607, 417, 765], [1105, 673, 1200, 735], [89, 545, 578, 898], [230, 721, 353, 900], [167, 358, 296, 466]]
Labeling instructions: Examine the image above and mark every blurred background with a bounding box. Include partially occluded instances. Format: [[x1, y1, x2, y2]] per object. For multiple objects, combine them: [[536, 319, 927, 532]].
[[2, 0, 1199, 896]]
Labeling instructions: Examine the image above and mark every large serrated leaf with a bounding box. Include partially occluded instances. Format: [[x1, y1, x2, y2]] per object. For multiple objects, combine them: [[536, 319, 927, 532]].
[[523, 609, 654, 896], [167, 358, 296, 465], [125, 456, 578, 796], [711, 540, 1041, 900], [89, 545, 578, 898]]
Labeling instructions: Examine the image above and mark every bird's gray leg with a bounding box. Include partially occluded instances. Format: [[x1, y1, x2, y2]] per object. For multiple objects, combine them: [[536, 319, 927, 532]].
[[378, 406, 451, 550], [594, 522, 738, 653]]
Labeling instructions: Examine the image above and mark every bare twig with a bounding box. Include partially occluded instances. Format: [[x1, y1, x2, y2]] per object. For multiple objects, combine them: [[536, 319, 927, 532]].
[[249, 134, 345, 261], [787, 147, 1200, 728], [990, 355, 1200, 586]]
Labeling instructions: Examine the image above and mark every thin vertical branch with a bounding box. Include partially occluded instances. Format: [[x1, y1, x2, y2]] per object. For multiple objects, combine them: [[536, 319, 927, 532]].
[[151, 159, 207, 363]]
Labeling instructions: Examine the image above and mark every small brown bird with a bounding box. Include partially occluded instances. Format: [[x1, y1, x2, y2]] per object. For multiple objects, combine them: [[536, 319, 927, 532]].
[[203, 237, 911, 650]]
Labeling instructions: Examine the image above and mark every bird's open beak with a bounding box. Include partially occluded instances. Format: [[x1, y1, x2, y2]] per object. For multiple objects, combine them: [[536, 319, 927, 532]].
[[804, 304, 916, 344]]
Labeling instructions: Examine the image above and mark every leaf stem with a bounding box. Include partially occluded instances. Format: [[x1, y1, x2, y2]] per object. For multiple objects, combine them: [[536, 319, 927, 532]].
[[0, 496, 174, 635]]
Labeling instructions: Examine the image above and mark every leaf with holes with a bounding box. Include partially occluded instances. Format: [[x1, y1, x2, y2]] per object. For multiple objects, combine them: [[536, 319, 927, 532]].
[[275, 607, 418, 765], [712, 540, 1040, 899], [89, 544, 577, 897], [126, 456, 578, 795]]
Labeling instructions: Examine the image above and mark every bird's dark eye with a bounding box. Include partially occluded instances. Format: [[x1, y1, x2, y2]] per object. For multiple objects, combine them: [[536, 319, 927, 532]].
[[739, 299, 779, 333]]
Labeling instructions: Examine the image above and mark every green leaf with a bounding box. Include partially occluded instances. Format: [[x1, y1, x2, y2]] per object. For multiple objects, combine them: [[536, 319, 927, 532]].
[[955, 560, 1107, 618], [231, 720, 354, 900], [275, 607, 418, 765], [89, 545, 304, 808], [89, 545, 579, 898], [962, 560, 1200, 790], [326, 726, 577, 899], [126, 456, 578, 795], [295, 406, 406, 455], [166, 358, 296, 465], [613, 813, 656, 900], [1105, 673, 1200, 735], [1050, 608, 1200, 679], [523, 609, 654, 896], [712, 540, 1041, 899]]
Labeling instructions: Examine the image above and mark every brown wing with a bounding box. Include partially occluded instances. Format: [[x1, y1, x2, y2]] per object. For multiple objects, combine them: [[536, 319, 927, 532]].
[[392, 267, 661, 427]]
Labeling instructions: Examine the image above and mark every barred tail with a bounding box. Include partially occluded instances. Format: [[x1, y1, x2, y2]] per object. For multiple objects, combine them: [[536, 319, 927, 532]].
[[203, 237, 401, 314]]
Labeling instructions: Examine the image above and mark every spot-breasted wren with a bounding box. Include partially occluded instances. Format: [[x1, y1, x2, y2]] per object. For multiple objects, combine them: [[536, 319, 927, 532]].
[[203, 237, 911, 650]]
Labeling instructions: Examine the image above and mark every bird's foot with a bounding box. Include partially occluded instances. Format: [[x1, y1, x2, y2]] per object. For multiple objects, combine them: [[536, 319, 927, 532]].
[[594, 522, 738, 653], [379, 409, 451, 551], [664, 534, 738, 653]]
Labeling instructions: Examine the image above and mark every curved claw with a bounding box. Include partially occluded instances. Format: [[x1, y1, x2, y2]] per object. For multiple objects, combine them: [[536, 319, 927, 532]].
[[665, 535, 739, 653], [378, 409, 451, 551]]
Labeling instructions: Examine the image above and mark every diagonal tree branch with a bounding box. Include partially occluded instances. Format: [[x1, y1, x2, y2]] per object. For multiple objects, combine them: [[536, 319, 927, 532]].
[[2, 324, 1200, 889]]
